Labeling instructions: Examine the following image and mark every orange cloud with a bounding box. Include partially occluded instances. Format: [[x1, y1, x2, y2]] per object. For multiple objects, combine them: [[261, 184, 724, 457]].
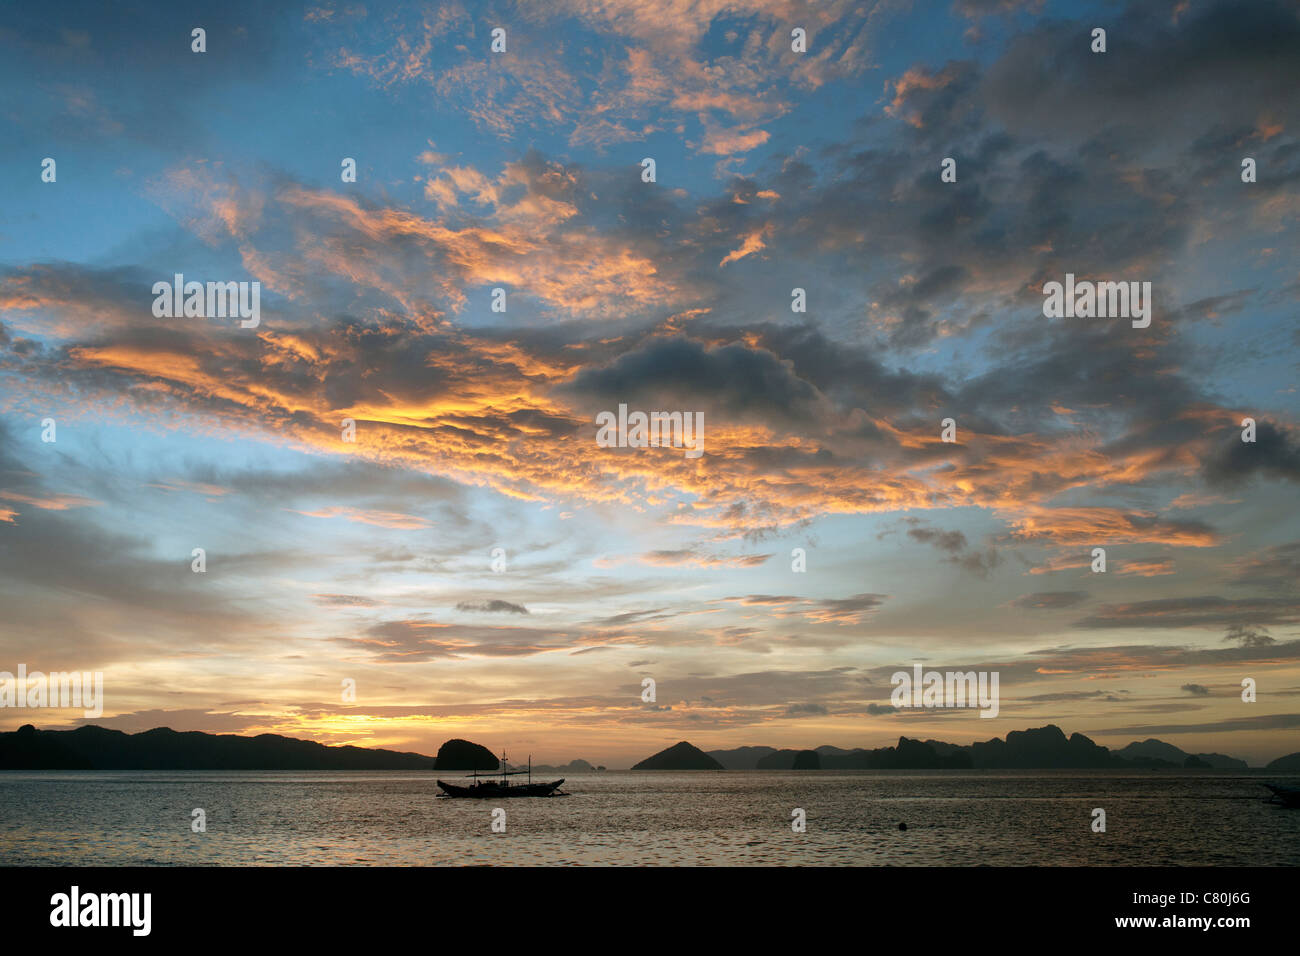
[[0, 490, 101, 511], [291, 507, 433, 529], [1006, 506, 1221, 547]]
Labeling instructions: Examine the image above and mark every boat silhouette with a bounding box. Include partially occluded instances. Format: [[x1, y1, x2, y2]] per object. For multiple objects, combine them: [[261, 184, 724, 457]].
[[437, 752, 566, 798], [1263, 783, 1300, 808]]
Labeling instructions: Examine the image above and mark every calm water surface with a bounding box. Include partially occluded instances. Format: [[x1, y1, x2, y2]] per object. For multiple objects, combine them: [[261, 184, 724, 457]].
[[1, 770, 1297, 865]]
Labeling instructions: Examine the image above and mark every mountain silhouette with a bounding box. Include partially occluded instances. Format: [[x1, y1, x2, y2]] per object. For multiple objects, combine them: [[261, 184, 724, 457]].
[[1114, 738, 1248, 769], [706, 745, 777, 769], [791, 749, 821, 770], [530, 758, 596, 774], [1266, 751, 1300, 771], [0, 724, 497, 770], [655, 725, 1260, 770], [968, 725, 1113, 768], [632, 741, 723, 770], [3, 722, 1267, 771], [755, 748, 800, 769]]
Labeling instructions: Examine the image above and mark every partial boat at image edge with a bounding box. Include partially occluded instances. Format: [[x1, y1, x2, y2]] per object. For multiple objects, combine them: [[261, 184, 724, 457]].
[[1263, 783, 1300, 807]]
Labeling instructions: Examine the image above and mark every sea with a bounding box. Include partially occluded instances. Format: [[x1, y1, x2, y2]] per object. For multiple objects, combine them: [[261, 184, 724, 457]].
[[1, 769, 1297, 866]]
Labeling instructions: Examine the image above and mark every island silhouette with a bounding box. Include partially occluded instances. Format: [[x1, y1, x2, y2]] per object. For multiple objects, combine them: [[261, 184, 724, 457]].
[[631, 741, 723, 770], [2, 722, 1293, 771]]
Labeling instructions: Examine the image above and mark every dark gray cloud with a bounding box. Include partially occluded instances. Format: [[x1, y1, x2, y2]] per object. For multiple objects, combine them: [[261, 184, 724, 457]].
[[904, 520, 1001, 578], [784, 702, 829, 717], [981, 1, 1300, 151], [907, 525, 968, 553], [314, 594, 381, 607], [348, 618, 574, 661], [1090, 713, 1300, 737], [567, 335, 825, 423], [456, 599, 530, 615], [1075, 597, 1300, 630], [1229, 542, 1300, 592], [1202, 420, 1300, 486], [1223, 624, 1275, 648]]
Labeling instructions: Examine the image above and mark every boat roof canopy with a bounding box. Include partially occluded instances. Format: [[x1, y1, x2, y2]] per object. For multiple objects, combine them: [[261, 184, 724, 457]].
[[465, 768, 530, 777]]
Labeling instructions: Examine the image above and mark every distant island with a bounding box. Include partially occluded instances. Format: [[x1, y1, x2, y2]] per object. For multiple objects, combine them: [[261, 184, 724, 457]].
[[0, 728, 613, 775], [3, 722, 1294, 772], [1113, 738, 1248, 770], [680, 725, 1281, 771], [0, 724, 609, 772], [632, 741, 724, 770], [530, 759, 600, 774], [1266, 751, 1300, 771], [0, 724, 444, 771], [435, 738, 499, 771]]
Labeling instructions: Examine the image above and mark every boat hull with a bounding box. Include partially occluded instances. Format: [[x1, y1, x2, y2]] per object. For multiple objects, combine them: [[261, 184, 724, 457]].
[[437, 778, 564, 798], [1264, 783, 1300, 807]]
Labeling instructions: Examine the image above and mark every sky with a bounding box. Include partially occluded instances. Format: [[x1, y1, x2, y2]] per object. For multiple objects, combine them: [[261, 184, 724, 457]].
[[0, 0, 1297, 767]]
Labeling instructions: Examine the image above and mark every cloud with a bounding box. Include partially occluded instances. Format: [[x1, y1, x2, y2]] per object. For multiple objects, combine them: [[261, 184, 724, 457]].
[[784, 702, 828, 717], [904, 520, 1001, 577], [907, 524, 968, 553], [72, 709, 273, 734], [1202, 419, 1300, 486], [1019, 690, 1131, 704], [1227, 542, 1300, 592], [1091, 713, 1300, 737], [317, 0, 877, 152], [292, 507, 432, 529], [1116, 558, 1176, 577], [456, 600, 530, 615], [1075, 598, 1300, 630], [346, 619, 570, 661], [0, 490, 100, 513], [1010, 591, 1089, 610], [1005, 507, 1222, 548], [633, 549, 771, 569], [726, 593, 888, 626], [568, 334, 826, 423], [1223, 624, 1275, 648], [314, 594, 381, 608], [980, 0, 1300, 153]]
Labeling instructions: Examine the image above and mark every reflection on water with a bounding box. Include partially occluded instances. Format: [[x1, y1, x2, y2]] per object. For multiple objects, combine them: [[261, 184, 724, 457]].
[[1, 770, 1296, 866]]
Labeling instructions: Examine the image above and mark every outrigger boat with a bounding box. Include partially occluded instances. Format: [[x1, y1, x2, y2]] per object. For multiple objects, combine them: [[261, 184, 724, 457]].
[[1262, 783, 1300, 808], [437, 753, 566, 799]]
